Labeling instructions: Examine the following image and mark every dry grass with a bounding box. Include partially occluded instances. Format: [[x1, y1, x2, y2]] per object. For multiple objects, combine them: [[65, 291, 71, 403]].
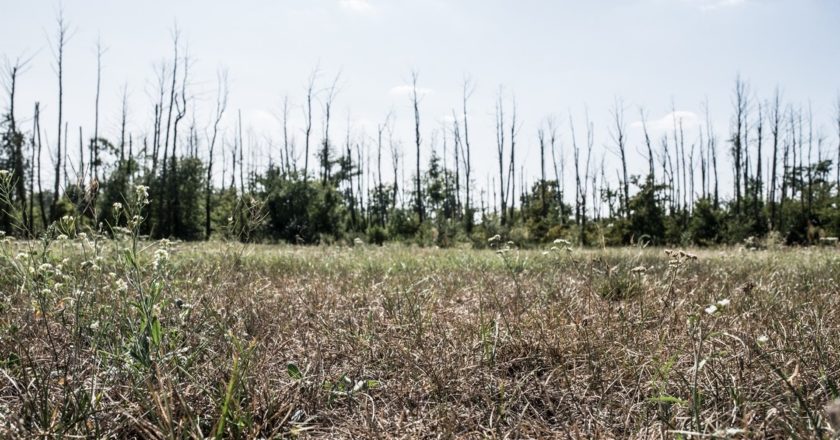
[[1, 237, 839, 438]]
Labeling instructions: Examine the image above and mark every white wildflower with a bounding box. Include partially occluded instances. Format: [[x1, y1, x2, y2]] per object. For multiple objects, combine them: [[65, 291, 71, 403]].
[[716, 298, 731, 307], [705, 304, 718, 315], [757, 335, 769, 344], [135, 185, 150, 205], [153, 248, 170, 270], [38, 263, 54, 272], [112, 202, 123, 212]]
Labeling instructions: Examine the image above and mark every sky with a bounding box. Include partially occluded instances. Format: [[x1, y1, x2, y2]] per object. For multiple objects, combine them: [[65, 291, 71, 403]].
[[1, 0, 839, 202]]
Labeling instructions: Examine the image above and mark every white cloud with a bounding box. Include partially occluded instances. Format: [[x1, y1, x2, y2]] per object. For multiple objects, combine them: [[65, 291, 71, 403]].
[[630, 110, 701, 132], [339, 0, 374, 14], [684, 0, 747, 11], [389, 84, 433, 97]]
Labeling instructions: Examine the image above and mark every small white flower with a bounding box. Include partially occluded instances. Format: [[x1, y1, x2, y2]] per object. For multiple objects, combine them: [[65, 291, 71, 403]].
[[115, 279, 128, 292], [705, 304, 718, 315], [56, 234, 68, 241], [716, 298, 731, 307], [0, 169, 10, 178], [153, 248, 170, 270], [112, 202, 123, 211], [135, 185, 150, 205], [90, 320, 100, 330], [757, 335, 769, 343], [38, 263, 54, 272]]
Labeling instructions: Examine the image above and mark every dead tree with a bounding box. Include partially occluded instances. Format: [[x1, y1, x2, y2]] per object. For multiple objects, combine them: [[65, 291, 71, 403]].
[[495, 88, 507, 225], [538, 124, 547, 217], [639, 108, 655, 182], [451, 111, 461, 218], [411, 71, 424, 222], [548, 117, 564, 223], [610, 98, 629, 216], [704, 101, 719, 209], [754, 102, 764, 217], [282, 95, 294, 175], [205, 69, 228, 239], [320, 73, 340, 184], [34, 103, 47, 229], [92, 38, 105, 182], [302, 67, 318, 181], [50, 9, 70, 220], [389, 122, 400, 209], [2, 56, 30, 230], [507, 95, 519, 222], [461, 78, 474, 223], [238, 110, 244, 195], [768, 89, 782, 229], [169, 46, 190, 235], [571, 111, 594, 245], [835, 94, 840, 191], [732, 77, 748, 213]]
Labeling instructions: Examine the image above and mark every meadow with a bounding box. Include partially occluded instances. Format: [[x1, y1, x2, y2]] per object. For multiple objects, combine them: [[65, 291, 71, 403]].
[[1, 226, 839, 438]]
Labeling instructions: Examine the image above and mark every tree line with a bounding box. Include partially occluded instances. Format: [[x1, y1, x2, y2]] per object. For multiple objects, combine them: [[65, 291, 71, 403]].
[[2, 17, 840, 247]]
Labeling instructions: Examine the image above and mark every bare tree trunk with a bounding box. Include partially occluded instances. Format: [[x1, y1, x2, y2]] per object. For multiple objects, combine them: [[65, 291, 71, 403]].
[[389, 125, 399, 210], [204, 70, 230, 240], [835, 95, 840, 191], [411, 71, 424, 222], [34, 103, 47, 229], [462, 78, 473, 224], [495, 89, 506, 225], [303, 68, 318, 181], [691, 128, 708, 199], [538, 125, 547, 217], [321, 74, 340, 184], [611, 98, 629, 216], [452, 112, 461, 218], [732, 77, 747, 214], [118, 85, 128, 166], [92, 38, 104, 183], [30, 103, 37, 231], [50, 10, 69, 221], [636, 108, 654, 184], [282, 95, 294, 175], [769, 90, 781, 229], [507, 96, 518, 223], [239, 109, 245, 195], [571, 112, 593, 245], [4, 59, 29, 230], [755, 103, 764, 219], [377, 116, 387, 226], [807, 104, 813, 215], [548, 118, 564, 223]]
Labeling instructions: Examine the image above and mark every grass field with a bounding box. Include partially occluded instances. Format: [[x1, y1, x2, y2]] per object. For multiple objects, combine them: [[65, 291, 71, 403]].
[[1, 233, 839, 438]]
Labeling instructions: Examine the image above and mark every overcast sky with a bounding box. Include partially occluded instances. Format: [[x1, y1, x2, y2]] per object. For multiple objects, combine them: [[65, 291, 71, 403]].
[[2, 0, 839, 200]]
